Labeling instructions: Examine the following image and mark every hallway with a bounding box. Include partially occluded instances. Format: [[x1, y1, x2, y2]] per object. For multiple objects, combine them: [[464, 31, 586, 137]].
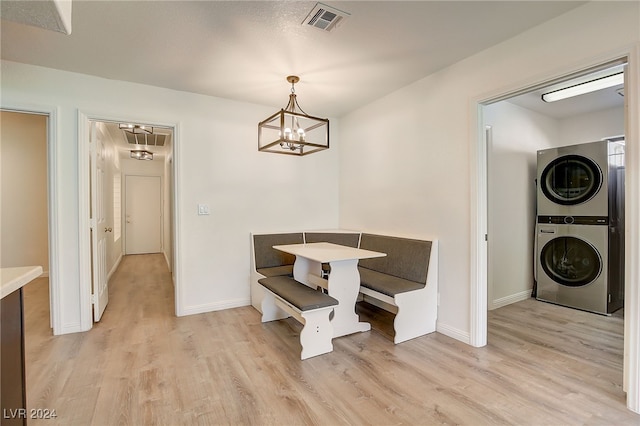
[[24, 254, 181, 423], [22, 254, 639, 425]]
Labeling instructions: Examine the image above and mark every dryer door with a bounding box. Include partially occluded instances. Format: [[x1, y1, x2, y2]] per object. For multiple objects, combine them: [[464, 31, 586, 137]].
[[540, 236, 602, 287], [540, 155, 602, 206]]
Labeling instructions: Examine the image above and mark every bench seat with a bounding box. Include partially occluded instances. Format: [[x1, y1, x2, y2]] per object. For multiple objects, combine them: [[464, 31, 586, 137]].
[[358, 267, 425, 297], [259, 276, 338, 360], [259, 276, 338, 311]]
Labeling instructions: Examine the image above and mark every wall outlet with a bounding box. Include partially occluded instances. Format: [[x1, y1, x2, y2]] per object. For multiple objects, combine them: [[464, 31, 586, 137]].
[[197, 204, 210, 215]]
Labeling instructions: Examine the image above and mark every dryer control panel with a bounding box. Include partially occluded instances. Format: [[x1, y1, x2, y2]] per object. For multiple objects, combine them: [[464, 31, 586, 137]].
[[537, 215, 608, 225]]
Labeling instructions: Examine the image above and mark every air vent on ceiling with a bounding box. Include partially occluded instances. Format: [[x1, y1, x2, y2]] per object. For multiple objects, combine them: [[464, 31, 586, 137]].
[[303, 2, 350, 32], [124, 132, 166, 147]]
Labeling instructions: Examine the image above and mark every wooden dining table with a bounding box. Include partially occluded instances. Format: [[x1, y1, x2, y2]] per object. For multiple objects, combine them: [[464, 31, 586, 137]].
[[273, 242, 386, 338]]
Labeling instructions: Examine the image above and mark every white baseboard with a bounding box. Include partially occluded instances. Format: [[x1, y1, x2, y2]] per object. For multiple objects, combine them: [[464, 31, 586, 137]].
[[179, 298, 251, 317], [163, 251, 171, 273], [436, 321, 470, 344], [490, 289, 532, 310], [107, 254, 123, 281], [56, 322, 84, 335]]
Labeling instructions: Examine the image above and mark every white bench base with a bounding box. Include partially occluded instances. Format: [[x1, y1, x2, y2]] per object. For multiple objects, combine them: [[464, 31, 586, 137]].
[[261, 288, 335, 360], [359, 240, 438, 344], [359, 286, 437, 344]]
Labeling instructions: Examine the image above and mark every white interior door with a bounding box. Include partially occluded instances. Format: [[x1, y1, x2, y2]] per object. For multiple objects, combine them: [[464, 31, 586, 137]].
[[90, 122, 109, 322], [125, 175, 162, 254]]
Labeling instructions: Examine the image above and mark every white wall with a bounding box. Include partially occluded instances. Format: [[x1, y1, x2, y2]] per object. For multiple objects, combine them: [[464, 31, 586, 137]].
[[560, 106, 625, 145], [339, 1, 639, 342], [0, 111, 49, 272], [483, 101, 559, 309], [0, 62, 340, 332]]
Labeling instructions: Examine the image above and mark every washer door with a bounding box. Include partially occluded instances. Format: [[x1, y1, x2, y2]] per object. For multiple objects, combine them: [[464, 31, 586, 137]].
[[540, 155, 602, 205], [540, 236, 602, 287]]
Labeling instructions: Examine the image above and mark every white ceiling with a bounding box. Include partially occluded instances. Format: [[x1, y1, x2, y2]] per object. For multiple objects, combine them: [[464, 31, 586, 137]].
[[1, 1, 591, 118]]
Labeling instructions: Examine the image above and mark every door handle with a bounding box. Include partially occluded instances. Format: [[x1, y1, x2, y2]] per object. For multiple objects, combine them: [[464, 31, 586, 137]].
[[105, 227, 112, 232]]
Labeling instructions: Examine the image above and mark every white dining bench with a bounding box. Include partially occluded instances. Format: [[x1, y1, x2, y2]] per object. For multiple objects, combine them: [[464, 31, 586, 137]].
[[259, 275, 338, 360]]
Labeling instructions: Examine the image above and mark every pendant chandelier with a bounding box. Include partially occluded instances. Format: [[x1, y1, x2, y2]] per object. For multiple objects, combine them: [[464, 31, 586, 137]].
[[258, 76, 329, 156], [130, 149, 153, 161]]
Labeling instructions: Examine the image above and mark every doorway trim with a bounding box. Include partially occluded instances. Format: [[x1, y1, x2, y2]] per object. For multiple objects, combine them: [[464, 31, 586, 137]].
[[1, 104, 61, 334], [470, 47, 640, 413], [77, 110, 181, 330]]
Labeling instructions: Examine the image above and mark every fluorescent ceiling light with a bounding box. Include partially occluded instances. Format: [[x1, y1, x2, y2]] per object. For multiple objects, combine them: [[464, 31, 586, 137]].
[[542, 72, 624, 102]]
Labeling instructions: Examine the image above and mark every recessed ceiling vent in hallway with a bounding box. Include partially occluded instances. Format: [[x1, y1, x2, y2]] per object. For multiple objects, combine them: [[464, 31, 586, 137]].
[[124, 132, 166, 147], [303, 2, 350, 32]]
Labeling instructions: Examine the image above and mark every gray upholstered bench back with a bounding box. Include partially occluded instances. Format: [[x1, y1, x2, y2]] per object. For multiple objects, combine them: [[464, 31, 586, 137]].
[[304, 232, 360, 248], [253, 232, 304, 276], [358, 234, 432, 283]]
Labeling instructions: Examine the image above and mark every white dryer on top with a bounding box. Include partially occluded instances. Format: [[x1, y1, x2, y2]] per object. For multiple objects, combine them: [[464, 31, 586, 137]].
[[536, 140, 624, 218]]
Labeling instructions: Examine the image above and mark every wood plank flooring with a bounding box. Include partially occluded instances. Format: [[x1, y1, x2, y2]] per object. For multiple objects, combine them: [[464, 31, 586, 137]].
[[22, 254, 639, 425]]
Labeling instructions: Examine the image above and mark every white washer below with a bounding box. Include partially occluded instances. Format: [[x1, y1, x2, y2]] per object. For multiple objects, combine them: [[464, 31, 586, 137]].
[[536, 223, 609, 315]]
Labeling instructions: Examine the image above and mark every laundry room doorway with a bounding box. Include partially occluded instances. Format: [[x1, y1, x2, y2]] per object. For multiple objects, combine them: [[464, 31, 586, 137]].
[[473, 54, 640, 412], [483, 60, 627, 315]]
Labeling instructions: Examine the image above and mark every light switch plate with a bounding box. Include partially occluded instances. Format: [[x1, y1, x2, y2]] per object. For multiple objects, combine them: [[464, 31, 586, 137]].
[[197, 204, 210, 215]]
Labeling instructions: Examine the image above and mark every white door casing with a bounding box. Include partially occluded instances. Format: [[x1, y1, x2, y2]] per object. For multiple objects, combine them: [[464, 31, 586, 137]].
[[125, 175, 162, 254], [90, 122, 109, 322]]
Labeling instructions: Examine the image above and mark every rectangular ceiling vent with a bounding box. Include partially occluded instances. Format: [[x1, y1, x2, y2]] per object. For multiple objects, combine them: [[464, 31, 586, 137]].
[[124, 132, 166, 147], [303, 2, 350, 32]]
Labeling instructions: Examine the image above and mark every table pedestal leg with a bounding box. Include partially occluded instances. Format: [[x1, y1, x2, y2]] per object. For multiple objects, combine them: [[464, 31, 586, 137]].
[[293, 257, 322, 288], [327, 259, 370, 337]]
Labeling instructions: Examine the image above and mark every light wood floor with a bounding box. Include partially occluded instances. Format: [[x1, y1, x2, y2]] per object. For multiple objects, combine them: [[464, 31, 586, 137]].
[[23, 254, 639, 425]]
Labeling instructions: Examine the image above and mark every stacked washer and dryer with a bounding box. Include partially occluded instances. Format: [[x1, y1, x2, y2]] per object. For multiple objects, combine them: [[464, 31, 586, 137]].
[[535, 139, 625, 315]]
